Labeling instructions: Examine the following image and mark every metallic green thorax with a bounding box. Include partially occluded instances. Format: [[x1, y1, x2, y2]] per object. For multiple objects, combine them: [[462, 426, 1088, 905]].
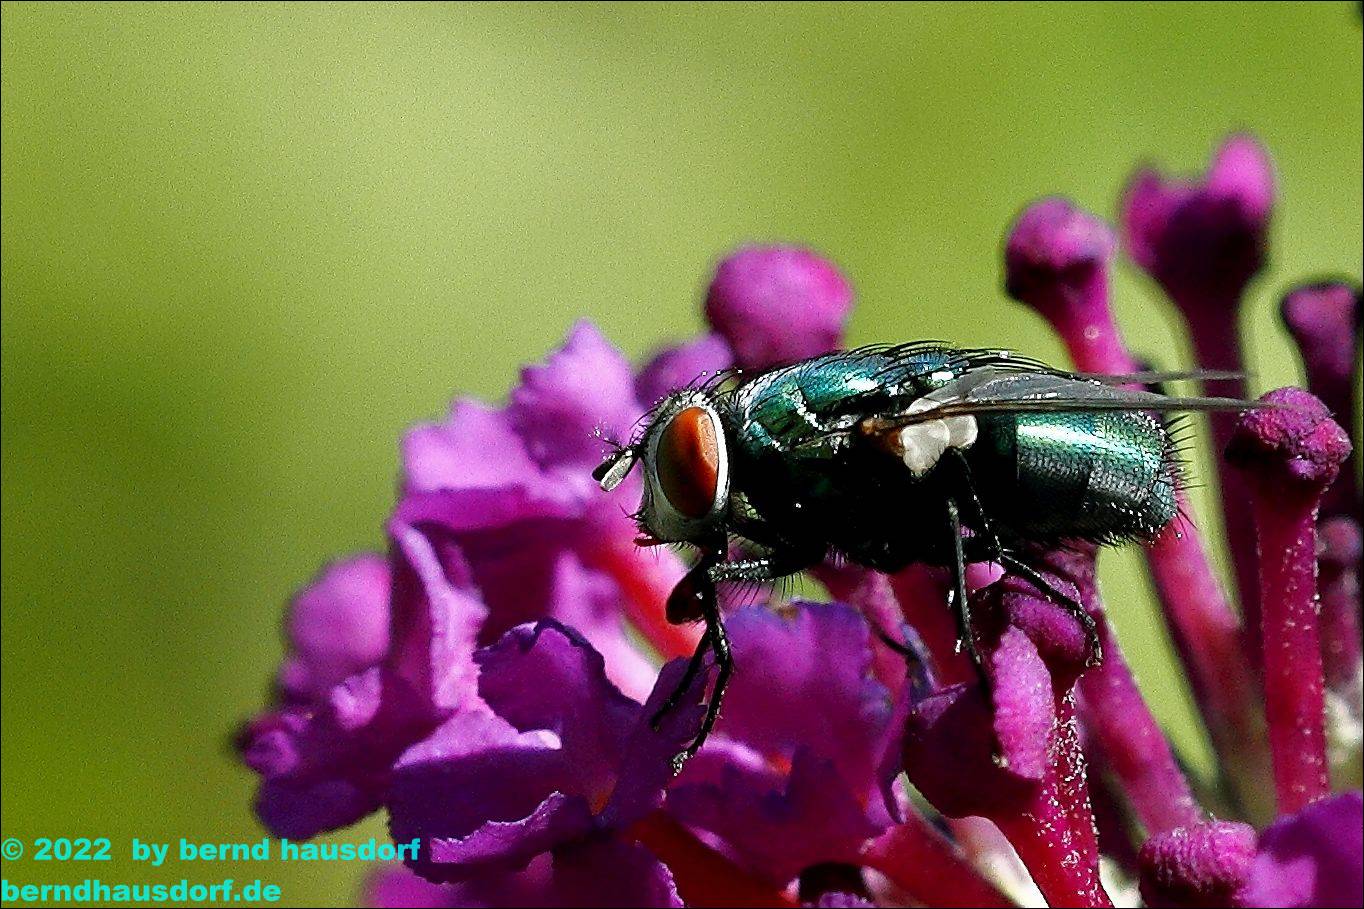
[[717, 346, 1179, 571]]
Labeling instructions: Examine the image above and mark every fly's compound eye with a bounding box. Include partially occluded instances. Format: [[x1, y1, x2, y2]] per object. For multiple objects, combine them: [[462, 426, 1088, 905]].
[[658, 406, 720, 518], [643, 402, 730, 542]]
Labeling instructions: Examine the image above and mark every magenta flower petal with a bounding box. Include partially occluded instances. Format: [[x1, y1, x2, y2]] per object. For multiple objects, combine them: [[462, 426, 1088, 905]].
[[393, 321, 691, 679], [710, 603, 893, 796], [388, 622, 706, 884], [901, 682, 1033, 818], [669, 745, 883, 885], [509, 320, 644, 472], [989, 626, 1056, 781], [386, 521, 488, 713], [1138, 821, 1257, 908], [277, 553, 391, 701], [402, 400, 558, 503], [427, 792, 597, 874], [241, 521, 487, 839], [366, 838, 684, 908], [475, 621, 638, 791], [635, 333, 735, 407], [367, 866, 459, 908], [1242, 791, 1363, 909], [241, 669, 433, 839], [662, 603, 898, 886], [902, 570, 1112, 907], [601, 657, 710, 828], [704, 245, 854, 371], [545, 838, 684, 909], [387, 709, 579, 882]]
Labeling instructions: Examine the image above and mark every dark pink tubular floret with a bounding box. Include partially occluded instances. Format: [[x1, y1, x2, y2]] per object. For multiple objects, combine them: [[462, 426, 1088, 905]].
[[704, 245, 854, 372], [1121, 134, 1274, 646], [1004, 194, 1265, 811], [1227, 388, 1352, 814], [1138, 821, 1258, 908], [901, 567, 1113, 908], [1280, 281, 1360, 519]]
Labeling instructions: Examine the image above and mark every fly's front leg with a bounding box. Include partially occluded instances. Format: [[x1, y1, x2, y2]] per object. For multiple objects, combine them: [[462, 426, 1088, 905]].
[[674, 592, 731, 772], [651, 552, 721, 732]]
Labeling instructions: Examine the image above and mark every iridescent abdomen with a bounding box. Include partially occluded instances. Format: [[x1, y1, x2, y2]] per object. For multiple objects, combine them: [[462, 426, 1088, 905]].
[[972, 409, 1179, 544]]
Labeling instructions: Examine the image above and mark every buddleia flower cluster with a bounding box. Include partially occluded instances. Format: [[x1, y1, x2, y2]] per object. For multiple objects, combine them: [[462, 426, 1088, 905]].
[[238, 136, 1361, 908]]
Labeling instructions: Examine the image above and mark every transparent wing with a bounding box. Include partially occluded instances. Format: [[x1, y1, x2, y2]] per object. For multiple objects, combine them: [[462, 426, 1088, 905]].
[[1075, 368, 1246, 386], [860, 367, 1265, 434]]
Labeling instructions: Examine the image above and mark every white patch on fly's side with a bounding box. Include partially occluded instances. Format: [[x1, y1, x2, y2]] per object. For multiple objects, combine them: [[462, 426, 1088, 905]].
[[897, 396, 978, 476]]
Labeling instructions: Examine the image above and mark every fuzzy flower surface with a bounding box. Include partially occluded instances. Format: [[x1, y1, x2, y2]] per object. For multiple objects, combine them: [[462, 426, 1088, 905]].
[[241, 138, 1361, 909]]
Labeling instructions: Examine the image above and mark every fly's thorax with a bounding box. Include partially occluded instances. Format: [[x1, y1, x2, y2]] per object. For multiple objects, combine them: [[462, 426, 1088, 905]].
[[638, 391, 732, 543]]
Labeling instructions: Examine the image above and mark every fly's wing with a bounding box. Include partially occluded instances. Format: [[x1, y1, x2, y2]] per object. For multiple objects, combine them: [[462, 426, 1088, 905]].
[[1075, 368, 1245, 386], [860, 367, 1265, 435]]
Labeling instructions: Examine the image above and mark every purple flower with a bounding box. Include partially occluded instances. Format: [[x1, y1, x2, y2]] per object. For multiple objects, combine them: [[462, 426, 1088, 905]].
[[239, 139, 1362, 909], [396, 320, 691, 697], [1006, 184, 1268, 816], [666, 603, 896, 884], [900, 567, 1110, 908], [1242, 791, 1363, 908], [276, 554, 392, 702], [385, 620, 704, 903], [1121, 134, 1275, 640], [1122, 133, 1273, 311], [1228, 389, 1352, 814], [705, 245, 854, 371], [1139, 792, 1363, 908], [1139, 821, 1258, 908], [238, 533, 486, 839]]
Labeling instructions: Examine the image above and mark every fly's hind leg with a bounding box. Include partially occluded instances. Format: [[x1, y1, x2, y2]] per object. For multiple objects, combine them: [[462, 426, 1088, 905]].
[[943, 449, 1101, 667], [998, 552, 1103, 667]]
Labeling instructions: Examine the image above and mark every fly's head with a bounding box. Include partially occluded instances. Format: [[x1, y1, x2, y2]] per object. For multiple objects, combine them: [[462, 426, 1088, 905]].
[[593, 390, 732, 547]]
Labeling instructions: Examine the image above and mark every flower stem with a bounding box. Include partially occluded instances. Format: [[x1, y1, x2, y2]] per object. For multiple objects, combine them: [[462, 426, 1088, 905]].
[[1181, 305, 1259, 653], [992, 693, 1114, 908], [1253, 493, 1330, 813]]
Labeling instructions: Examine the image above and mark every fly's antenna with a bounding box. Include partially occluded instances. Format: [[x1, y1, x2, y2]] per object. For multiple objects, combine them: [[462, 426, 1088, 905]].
[[592, 441, 640, 491]]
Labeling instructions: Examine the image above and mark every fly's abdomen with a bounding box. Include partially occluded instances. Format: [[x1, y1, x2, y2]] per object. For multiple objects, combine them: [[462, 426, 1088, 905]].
[[979, 410, 1179, 544]]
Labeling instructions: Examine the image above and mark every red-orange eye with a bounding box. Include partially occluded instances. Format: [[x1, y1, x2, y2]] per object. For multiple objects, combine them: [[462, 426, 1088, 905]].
[[656, 406, 720, 519]]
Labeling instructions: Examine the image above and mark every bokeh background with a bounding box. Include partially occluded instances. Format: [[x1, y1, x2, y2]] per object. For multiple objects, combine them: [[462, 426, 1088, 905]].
[[3, 2, 1360, 905]]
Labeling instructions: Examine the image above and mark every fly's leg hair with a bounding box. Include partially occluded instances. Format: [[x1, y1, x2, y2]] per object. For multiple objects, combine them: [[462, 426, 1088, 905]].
[[999, 552, 1103, 668], [706, 540, 824, 587]]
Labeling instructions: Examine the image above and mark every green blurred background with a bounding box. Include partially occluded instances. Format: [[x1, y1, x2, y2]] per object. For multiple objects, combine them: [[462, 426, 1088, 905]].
[[3, 2, 1360, 905]]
